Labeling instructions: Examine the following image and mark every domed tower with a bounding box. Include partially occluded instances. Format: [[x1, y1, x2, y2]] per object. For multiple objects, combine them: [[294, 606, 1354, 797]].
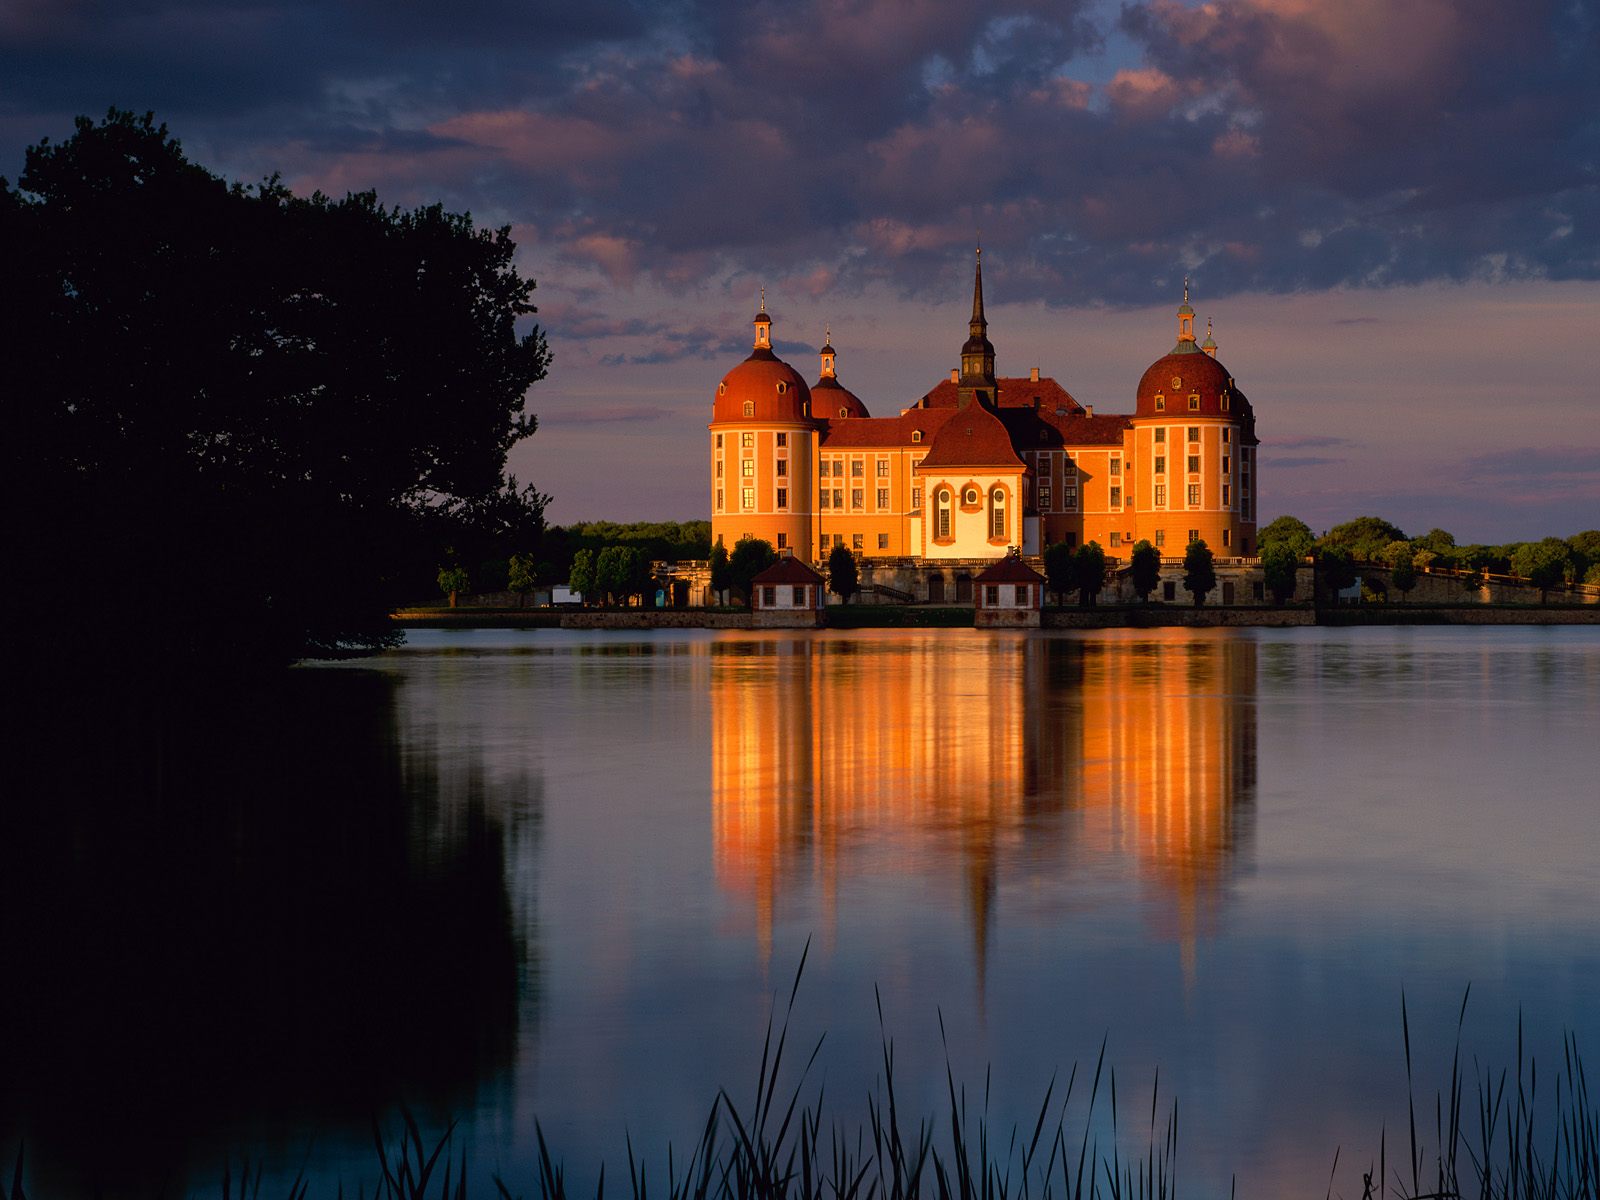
[[811, 327, 871, 419], [709, 296, 816, 558], [1129, 281, 1259, 559]]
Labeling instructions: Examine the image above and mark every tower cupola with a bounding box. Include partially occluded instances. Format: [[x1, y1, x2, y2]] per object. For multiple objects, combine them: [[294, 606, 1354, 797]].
[[1172, 277, 1198, 353], [753, 286, 772, 351], [819, 326, 836, 379], [958, 246, 997, 409], [1202, 317, 1217, 358]]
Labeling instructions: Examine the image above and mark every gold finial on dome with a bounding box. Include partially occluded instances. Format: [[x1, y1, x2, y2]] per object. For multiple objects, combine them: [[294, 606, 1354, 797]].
[[759, 284, 766, 312]]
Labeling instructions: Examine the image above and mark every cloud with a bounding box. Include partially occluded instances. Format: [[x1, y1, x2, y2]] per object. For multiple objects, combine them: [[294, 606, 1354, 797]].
[[1270, 456, 1344, 469], [2, 0, 1596, 310], [541, 404, 676, 427], [1461, 447, 1600, 478], [1262, 435, 1353, 450]]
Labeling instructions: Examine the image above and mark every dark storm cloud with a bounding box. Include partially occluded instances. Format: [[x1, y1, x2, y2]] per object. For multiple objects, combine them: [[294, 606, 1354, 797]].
[[1461, 447, 1600, 479], [4, 0, 1598, 318]]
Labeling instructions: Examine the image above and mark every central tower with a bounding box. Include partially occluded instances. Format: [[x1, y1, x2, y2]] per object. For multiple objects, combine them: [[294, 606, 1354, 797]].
[[957, 247, 997, 409]]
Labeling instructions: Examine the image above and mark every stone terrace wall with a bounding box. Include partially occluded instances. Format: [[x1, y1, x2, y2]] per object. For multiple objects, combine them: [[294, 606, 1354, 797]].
[[560, 611, 753, 629]]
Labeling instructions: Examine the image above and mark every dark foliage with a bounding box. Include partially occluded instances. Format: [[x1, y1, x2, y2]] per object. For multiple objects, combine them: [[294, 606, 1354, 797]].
[[827, 543, 860, 604], [1129, 540, 1160, 602], [2, 110, 549, 677], [1043, 542, 1074, 606], [1072, 542, 1106, 607], [1181, 539, 1216, 607], [728, 538, 777, 606]]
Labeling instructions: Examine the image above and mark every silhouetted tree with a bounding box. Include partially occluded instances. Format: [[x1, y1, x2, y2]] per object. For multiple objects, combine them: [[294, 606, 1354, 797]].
[[1320, 516, 1406, 562], [728, 538, 776, 606], [1317, 545, 1358, 601], [1258, 515, 1315, 560], [568, 549, 597, 604], [3, 109, 549, 676], [1044, 542, 1074, 606], [1073, 542, 1107, 607], [1511, 538, 1572, 603], [1390, 551, 1417, 599], [1262, 543, 1300, 606], [1129, 540, 1161, 602], [708, 539, 732, 606], [827, 543, 859, 604], [1182, 539, 1216, 607]]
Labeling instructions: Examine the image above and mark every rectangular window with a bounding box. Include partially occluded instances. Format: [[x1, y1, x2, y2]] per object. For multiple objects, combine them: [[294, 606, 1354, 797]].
[[776, 487, 788, 508], [742, 432, 755, 448], [833, 489, 843, 508], [742, 487, 755, 509], [777, 533, 787, 549], [819, 489, 830, 509], [716, 461, 724, 477], [1187, 427, 1200, 442], [820, 538, 828, 557], [1155, 529, 1166, 547], [851, 460, 864, 477], [985, 585, 1000, 606], [831, 460, 843, 477], [762, 586, 776, 607], [851, 489, 863, 510], [1187, 484, 1200, 506], [876, 459, 889, 476], [1222, 484, 1230, 505], [1222, 529, 1231, 548], [792, 585, 805, 605], [715, 434, 723, 449], [716, 488, 724, 511], [1188, 528, 1199, 544], [1154, 455, 1166, 474], [742, 458, 755, 476], [876, 487, 888, 509], [775, 432, 787, 447], [1222, 455, 1230, 473], [1188, 394, 1200, 410], [1188, 455, 1200, 473], [852, 533, 863, 550], [1223, 428, 1232, 444], [1110, 531, 1122, 547], [1110, 486, 1122, 507], [1015, 584, 1030, 607], [1163, 580, 1176, 601], [1155, 484, 1167, 506], [1066, 533, 1078, 549], [1039, 486, 1051, 509], [776, 459, 787, 477], [878, 533, 889, 550], [1154, 428, 1166, 444], [912, 487, 923, 509], [1110, 459, 1121, 477]]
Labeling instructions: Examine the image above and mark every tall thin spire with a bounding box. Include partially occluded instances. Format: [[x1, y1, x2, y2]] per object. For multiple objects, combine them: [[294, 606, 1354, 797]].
[[958, 245, 997, 405], [970, 245, 986, 329]]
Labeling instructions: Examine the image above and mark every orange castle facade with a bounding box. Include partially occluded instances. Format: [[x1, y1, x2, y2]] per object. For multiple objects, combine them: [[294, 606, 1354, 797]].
[[709, 259, 1259, 566]]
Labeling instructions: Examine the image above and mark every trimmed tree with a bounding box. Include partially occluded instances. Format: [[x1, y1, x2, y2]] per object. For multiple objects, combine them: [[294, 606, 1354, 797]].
[[1258, 515, 1315, 560], [1129, 540, 1161, 603], [708, 539, 731, 606], [1262, 542, 1299, 606], [1073, 541, 1107, 607], [1182, 538, 1216, 607], [1043, 542, 1074, 607], [728, 537, 776, 607], [1390, 551, 1417, 600], [594, 545, 628, 605], [568, 548, 596, 605], [827, 543, 860, 605], [508, 552, 539, 606], [437, 564, 470, 609], [1317, 545, 1358, 602], [622, 546, 654, 607]]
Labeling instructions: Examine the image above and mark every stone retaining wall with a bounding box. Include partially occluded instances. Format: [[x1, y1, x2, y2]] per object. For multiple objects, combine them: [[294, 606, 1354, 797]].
[[1044, 607, 1316, 628], [559, 610, 753, 629]]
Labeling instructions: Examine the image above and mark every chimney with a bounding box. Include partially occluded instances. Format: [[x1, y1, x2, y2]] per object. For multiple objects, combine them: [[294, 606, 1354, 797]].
[[950, 368, 959, 383], [1030, 366, 1040, 382], [1084, 404, 1094, 417]]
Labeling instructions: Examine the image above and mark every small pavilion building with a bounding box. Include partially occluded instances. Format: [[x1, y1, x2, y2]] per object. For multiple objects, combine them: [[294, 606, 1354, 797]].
[[750, 557, 826, 627], [973, 556, 1045, 627]]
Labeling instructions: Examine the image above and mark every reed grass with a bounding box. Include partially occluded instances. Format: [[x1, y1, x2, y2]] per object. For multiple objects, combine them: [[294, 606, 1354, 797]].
[[1, 976, 1593, 1200]]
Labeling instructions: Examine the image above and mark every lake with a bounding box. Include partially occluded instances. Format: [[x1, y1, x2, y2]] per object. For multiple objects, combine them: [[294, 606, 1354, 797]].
[[5, 626, 1599, 1198]]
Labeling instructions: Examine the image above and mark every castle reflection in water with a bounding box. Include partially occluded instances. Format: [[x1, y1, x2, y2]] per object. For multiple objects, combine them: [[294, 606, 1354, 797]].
[[711, 632, 1257, 977]]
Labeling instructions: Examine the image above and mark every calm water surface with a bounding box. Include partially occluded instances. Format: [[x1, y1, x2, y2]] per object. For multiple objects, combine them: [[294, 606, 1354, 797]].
[[6, 627, 1599, 1197]]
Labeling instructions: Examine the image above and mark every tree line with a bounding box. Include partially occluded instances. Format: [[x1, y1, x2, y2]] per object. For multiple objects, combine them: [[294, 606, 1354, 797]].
[[1256, 516, 1600, 605]]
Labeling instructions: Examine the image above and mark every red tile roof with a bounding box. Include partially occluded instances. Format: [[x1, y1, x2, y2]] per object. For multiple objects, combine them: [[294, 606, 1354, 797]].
[[752, 557, 825, 585], [915, 402, 1024, 469], [818, 408, 956, 448], [916, 376, 1085, 413], [975, 556, 1045, 583]]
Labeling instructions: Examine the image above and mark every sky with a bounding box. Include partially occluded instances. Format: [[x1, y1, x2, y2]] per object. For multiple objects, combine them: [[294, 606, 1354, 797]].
[[3, 0, 1597, 541]]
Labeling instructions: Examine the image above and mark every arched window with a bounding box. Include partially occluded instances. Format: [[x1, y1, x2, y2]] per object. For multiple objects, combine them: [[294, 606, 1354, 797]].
[[912, 430, 923, 443], [936, 489, 952, 539], [989, 487, 1006, 539], [742, 400, 754, 417]]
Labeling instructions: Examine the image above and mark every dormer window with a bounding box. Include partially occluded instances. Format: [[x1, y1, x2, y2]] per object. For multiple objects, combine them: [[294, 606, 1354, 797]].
[[1155, 394, 1166, 411], [718, 383, 726, 395], [912, 430, 923, 443], [742, 401, 754, 417], [839, 407, 848, 418], [1222, 393, 1231, 411], [1188, 393, 1200, 411], [776, 381, 787, 395]]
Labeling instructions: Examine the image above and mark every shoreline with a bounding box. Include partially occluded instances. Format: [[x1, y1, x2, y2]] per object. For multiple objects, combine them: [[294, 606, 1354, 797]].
[[390, 605, 1600, 630]]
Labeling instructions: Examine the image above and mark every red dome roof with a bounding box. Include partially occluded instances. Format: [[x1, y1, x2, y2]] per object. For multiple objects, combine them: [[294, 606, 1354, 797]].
[[1134, 347, 1237, 420], [712, 349, 814, 424], [812, 375, 871, 419]]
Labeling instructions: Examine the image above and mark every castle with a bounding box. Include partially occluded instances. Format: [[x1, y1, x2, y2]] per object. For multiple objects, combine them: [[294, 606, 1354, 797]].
[[708, 254, 1260, 597]]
